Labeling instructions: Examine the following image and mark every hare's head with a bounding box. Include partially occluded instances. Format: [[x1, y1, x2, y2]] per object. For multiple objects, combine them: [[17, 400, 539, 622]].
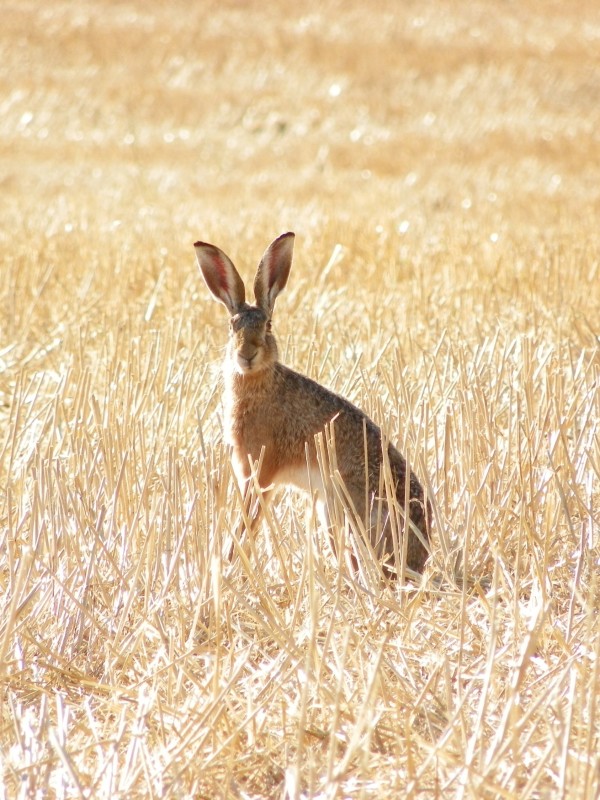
[[195, 233, 294, 376]]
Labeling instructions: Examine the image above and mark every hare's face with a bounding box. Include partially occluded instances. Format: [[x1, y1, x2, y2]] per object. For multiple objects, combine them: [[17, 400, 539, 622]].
[[229, 305, 277, 375]]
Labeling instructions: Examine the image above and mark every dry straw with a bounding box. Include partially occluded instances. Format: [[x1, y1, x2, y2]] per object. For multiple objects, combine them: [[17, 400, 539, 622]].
[[2, 0, 600, 797]]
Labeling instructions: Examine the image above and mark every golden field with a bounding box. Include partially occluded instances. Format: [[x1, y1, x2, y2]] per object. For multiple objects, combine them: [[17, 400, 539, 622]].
[[1, 1, 600, 797]]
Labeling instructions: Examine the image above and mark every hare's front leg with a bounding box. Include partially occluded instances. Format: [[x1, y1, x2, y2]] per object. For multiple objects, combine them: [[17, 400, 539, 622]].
[[226, 449, 275, 562]]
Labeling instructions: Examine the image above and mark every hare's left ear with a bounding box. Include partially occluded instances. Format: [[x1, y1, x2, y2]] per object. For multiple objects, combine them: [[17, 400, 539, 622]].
[[253, 232, 295, 315]]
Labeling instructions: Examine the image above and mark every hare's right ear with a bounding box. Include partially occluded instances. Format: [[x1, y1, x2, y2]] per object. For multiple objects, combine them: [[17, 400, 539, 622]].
[[253, 232, 295, 315], [194, 241, 246, 316]]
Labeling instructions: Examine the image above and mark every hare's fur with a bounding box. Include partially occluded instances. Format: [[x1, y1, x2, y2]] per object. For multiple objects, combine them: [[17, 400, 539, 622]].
[[195, 232, 431, 577]]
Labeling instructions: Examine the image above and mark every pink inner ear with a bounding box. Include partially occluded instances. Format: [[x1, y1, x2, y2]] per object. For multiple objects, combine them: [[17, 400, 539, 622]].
[[199, 247, 233, 305], [213, 253, 230, 293], [199, 242, 246, 311]]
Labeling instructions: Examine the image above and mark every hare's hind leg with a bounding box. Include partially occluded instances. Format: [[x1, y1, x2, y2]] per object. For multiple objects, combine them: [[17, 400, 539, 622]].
[[367, 496, 430, 579]]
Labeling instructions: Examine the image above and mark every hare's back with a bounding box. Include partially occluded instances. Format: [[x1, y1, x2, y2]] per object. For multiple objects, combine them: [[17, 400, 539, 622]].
[[274, 363, 380, 441]]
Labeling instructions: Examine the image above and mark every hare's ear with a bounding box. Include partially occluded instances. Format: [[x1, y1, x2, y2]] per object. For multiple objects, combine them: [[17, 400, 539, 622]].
[[253, 232, 295, 314], [194, 241, 246, 316]]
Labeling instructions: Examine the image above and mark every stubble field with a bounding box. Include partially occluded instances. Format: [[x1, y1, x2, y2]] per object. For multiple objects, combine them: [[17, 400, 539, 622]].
[[1, 1, 600, 797]]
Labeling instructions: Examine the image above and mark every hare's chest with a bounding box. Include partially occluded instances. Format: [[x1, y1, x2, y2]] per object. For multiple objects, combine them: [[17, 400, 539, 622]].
[[225, 396, 270, 454]]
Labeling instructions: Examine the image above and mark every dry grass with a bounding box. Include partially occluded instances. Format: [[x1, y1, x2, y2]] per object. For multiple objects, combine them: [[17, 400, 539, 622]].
[[1, 0, 600, 797]]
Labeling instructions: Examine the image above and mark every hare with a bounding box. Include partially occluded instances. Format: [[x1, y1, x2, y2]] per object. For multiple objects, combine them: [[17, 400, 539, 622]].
[[195, 232, 431, 578]]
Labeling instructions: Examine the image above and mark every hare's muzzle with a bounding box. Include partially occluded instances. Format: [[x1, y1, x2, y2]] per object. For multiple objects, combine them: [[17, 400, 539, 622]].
[[232, 336, 264, 373], [236, 350, 258, 372]]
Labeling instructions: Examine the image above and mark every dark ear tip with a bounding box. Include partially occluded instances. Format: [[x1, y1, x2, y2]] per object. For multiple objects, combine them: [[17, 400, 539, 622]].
[[193, 241, 205, 248]]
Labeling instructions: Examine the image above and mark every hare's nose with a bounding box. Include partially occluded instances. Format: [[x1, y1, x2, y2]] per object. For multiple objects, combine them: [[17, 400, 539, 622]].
[[237, 349, 257, 370]]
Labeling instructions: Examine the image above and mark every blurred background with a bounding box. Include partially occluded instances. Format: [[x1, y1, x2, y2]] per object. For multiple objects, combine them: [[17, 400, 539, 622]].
[[3, 0, 599, 243]]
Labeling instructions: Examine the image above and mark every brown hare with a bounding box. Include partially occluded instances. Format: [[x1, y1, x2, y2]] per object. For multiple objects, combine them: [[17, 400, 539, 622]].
[[195, 232, 431, 579]]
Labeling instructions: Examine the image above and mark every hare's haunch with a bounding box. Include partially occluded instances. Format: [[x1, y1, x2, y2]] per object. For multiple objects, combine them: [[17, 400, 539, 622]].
[[195, 233, 431, 578]]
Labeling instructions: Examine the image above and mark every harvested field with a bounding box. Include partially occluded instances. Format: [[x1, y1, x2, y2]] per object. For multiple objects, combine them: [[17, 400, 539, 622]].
[[1, 1, 600, 797]]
